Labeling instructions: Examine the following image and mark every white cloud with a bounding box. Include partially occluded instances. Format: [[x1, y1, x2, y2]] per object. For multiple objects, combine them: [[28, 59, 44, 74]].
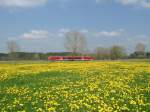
[[80, 29, 89, 34], [142, 1, 150, 8], [59, 28, 89, 34], [58, 29, 123, 38], [19, 29, 123, 40], [19, 28, 89, 39], [93, 30, 122, 37], [96, 0, 150, 8], [57, 28, 89, 37], [20, 30, 50, 39], [57, 28, 70, 37], [0, 0, 48, 8], [59, 28, 70, 33]]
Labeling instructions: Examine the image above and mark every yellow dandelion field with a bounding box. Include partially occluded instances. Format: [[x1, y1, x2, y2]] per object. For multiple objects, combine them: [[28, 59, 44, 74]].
[[0, 61, 150, 112]]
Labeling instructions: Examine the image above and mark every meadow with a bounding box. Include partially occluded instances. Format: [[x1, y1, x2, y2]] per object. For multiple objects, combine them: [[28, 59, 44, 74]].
[[0, 61, 150, 112]]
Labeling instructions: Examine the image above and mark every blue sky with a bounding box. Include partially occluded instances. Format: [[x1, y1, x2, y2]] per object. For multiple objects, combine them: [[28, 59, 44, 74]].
[[0, 0, 150, 53]]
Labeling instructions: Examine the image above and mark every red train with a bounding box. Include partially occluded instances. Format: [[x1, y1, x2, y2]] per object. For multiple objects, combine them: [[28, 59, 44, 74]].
[[48, 56, 95, 61]]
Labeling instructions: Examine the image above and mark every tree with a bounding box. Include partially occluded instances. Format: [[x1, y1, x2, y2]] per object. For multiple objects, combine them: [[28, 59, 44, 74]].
[[95, 47, 110, 60], [110, 45, 126, 60], [131, 43, 146, 59], [7, 40, 20, 60], [64, 31, 87, 55], [135, 43, 145, 53], [33, 53, 40, 60], [7, 40, 20, 53]]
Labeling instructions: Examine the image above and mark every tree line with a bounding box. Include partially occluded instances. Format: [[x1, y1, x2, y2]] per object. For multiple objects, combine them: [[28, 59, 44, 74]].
[[0, 31, 150, 61], [95, 43, 149, 60]]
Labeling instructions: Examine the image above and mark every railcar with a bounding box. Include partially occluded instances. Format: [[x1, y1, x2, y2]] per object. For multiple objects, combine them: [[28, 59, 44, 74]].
[[48, 56, 95, 61]]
